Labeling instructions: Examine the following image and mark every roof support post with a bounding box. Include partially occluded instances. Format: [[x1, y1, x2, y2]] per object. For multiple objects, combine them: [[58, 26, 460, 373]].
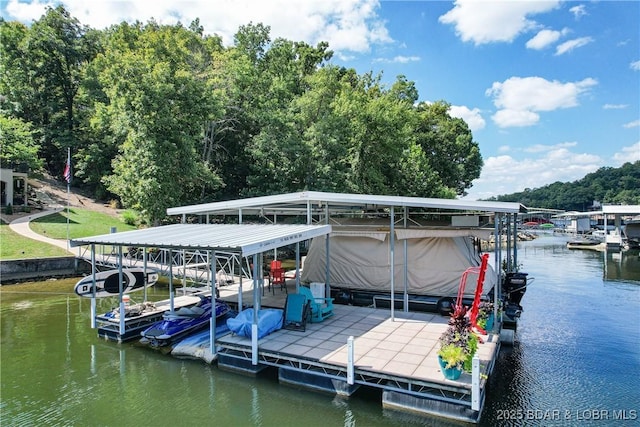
[[251, 253, 260, 365], [324, 203, 330, 295], [403, 207, 408, 313], [168, 249, 175, 312], [90, 244, 96, 329], [118, 246, 125, 335], [324, 233, 330, 295], [143, 248, 148, 302], [295, 241, 301, 290], [506, 213, 512, 272], [390, 206, 395, 321], [494, 214, 502, 320], [209, 249, 217, 358], [511, 213, 518, 270]]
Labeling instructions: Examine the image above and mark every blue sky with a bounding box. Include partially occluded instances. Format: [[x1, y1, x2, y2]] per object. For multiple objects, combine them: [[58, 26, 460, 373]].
[[2, 0, 639, 200]]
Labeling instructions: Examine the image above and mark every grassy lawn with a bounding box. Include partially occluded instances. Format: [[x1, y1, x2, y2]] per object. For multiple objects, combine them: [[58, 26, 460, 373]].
[[1, 209, 137, 260], [1, 223, 70, 259], [30, 208, 136, 239]]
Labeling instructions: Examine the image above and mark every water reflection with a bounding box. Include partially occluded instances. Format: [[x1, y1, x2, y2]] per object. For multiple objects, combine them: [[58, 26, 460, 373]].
[[604, 249, 640, 282]]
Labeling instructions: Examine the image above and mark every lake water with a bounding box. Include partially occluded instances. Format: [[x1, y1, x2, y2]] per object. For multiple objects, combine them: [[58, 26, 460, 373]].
[[1, 234, 639, 426]]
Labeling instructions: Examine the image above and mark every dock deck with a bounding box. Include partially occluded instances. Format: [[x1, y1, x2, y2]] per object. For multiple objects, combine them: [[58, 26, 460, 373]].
[[214, 299, 499, 423], [92, 276, 500, 422]]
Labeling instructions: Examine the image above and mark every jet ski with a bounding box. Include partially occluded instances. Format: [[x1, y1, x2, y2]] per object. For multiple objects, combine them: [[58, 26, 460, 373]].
[[140, 295, 231, 348]]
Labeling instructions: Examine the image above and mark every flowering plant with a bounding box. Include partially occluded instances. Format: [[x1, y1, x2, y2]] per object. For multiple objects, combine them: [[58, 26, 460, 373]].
[[438, 305, 478, 372]]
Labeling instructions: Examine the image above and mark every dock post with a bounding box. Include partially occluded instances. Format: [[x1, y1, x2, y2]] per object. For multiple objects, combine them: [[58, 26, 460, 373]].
[[347, 336, 354, 385], [252, 324, 258, 365], [471, 354, 480, 411], [210, 316, 216, 357], [91, 244, 96, 329]]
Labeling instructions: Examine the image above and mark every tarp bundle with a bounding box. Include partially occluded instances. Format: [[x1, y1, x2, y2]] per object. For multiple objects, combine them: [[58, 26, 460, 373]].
[[301, 229, 496, 297]]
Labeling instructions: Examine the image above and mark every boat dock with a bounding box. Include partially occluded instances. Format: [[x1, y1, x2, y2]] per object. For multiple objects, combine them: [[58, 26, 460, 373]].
[[70, 191, 526, 424], [215, 304, 499, 424], [152, 278, 498, 423]]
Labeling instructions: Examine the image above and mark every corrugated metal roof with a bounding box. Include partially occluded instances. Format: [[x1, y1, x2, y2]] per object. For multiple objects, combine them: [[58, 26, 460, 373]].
[[602, 205, 640, 215], [70, 223, 331, 257], [166, 191, 525, 217]]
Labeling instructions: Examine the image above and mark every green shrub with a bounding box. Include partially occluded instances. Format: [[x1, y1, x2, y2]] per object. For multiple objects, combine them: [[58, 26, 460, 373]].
[[4, 203, 13, 215], [121, 209, 138, 226]]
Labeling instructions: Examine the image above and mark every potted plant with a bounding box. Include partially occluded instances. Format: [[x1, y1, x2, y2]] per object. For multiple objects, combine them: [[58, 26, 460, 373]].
[[476, 300, 495, 332], [437, 343, 466, 380], [438, 305, 479, 379]]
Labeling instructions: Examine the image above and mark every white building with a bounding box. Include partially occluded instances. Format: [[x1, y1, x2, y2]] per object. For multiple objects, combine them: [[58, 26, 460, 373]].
[[0, 168, 28, 208]]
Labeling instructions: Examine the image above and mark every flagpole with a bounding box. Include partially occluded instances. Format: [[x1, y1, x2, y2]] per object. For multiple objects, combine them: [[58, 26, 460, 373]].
[[66, 147, 70, 251]]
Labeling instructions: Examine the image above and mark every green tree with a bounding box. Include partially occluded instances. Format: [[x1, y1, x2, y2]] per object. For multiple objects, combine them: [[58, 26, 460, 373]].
[[0, 115, 43, 171], [92, 21, 222, 223], [414, 101, 482, 197], [0, 7, 100, 174]]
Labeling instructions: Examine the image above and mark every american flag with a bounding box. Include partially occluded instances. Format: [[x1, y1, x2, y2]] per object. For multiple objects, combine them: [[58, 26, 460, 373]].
[[63, 157, 72, 184]]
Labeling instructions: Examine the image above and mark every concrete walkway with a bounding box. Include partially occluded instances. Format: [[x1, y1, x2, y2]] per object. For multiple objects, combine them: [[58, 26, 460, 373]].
[[8, 208, 78, 255]]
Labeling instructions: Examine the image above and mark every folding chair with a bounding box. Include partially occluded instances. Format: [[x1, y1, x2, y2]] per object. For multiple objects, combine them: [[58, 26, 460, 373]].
[[282, 293, 310, 331]]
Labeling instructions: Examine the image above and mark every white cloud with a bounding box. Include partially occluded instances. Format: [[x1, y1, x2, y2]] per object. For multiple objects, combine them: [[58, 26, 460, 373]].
[[4, 0, 392, 54], [525, 141, 577, 153], [448, 105, 485, 132], [438, 0, 560, 45], [611, 142, 640, 165], [603, 104, 628, 110], [374, 55, 420, 64], [490, 109, 540, 128], [623, 120, 640, 129], [631, 60, 640, 71], [463, 148, 602, 200], [526, 28, 568, 50], [486, 76, 598, 128], [4, 0, 52, 22], [555, 36, 593, 55], [569, 5, 588, 20]]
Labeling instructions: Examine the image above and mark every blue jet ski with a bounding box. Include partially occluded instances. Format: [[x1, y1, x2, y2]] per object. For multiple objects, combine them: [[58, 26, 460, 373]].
[[140, 296, 231, 348]]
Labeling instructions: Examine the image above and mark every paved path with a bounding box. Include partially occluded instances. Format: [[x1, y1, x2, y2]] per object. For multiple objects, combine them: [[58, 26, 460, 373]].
[[8, 208, 78, 255]]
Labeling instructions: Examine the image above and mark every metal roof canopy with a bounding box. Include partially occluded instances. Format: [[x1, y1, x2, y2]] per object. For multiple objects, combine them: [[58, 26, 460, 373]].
[[602, 205, 640, 215], [166, 191, 526, 217], [70, 223, 332, 257], [554, 205, 640, 218]]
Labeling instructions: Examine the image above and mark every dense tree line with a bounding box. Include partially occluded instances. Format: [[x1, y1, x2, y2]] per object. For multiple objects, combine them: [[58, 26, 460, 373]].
[[1, 7, 483, 223], [488, 161, 640, 210]]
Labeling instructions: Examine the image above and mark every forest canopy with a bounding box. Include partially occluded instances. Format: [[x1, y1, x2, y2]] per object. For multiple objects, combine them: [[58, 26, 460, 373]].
[[487, 161, 640, 211], [1, 6, 482, 223]]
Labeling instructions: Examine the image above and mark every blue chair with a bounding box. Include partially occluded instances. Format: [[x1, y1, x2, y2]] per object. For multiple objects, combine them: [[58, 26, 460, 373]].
[[283, 293, 310, 331], [298, 286, 334, 323]]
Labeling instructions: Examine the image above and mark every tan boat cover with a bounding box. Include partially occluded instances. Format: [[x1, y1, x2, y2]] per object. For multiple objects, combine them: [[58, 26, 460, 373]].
[[301, 230, 496, 297]]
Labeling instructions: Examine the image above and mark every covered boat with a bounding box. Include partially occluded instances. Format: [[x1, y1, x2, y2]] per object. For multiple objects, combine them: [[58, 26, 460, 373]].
[[301, 226, 497, 312], [625, 218, 640, 249], [140, 295, 230, 348]]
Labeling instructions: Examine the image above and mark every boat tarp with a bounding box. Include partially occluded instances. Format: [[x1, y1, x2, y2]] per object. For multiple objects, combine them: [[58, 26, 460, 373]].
[[301, 231, 496, 297], [226, 308, 283, 339]]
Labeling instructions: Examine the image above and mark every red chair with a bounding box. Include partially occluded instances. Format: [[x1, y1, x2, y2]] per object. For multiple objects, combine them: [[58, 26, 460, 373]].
[[269, 260, 287, 294], [270, 260, 282, 271], [270, 267, 287, 294]]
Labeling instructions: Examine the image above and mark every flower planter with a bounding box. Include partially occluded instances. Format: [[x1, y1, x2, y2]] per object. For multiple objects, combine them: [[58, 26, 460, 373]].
[[438, 355, 462, 380], [485, 313, 494, 331]]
